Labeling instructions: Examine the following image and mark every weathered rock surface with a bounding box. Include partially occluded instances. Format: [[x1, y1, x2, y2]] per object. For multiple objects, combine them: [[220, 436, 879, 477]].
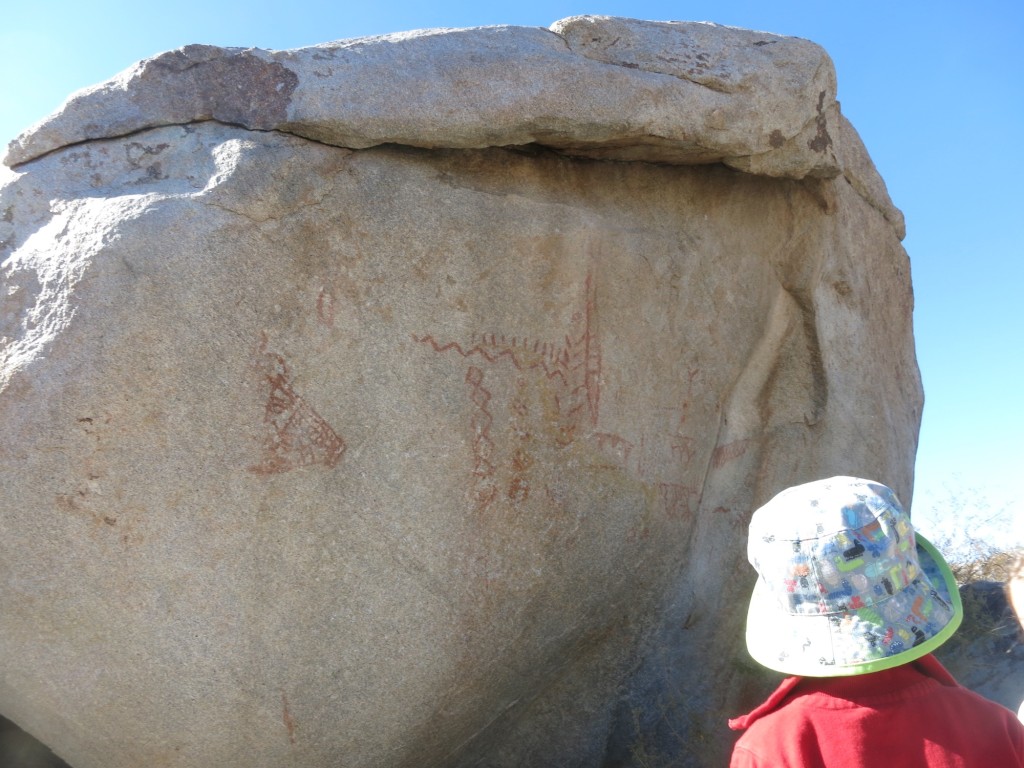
[[0, 16, 919, 768]]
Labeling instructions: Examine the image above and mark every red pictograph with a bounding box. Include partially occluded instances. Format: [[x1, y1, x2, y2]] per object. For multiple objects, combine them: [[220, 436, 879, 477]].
[[465, 365, 499, 512], [414, 272, 709, 525], [711, 438, 751, 469], [249, 339, 346, 475], [413, 273, 601, 512], [415, 272, 600, 427]]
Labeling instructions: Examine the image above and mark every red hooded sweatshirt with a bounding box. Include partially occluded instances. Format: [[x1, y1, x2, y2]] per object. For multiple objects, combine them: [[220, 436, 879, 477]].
[[728, 655, 1024, 767]]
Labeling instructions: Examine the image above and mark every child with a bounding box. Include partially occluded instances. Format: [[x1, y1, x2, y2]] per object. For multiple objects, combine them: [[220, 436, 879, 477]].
[[728, 476, 1024, 767]]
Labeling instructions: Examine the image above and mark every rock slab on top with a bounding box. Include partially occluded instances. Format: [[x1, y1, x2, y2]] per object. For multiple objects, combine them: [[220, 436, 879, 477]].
[[4, 16, 903, 236]]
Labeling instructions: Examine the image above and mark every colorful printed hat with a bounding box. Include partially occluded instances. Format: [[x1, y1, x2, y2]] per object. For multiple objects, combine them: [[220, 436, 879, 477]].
[[744, 476, 962, 677]]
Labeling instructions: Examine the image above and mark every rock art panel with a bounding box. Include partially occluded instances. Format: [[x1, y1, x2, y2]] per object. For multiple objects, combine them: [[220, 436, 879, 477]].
[[0, 16, 920, 768]]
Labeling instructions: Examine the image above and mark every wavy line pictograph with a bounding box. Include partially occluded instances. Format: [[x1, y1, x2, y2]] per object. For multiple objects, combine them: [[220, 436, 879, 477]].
[[414, 273, 602, 511], [414, 273, 601, 428]]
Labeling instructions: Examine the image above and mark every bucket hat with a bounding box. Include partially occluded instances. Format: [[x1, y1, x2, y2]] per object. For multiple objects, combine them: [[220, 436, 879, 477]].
[[744, 476, 962, 677]]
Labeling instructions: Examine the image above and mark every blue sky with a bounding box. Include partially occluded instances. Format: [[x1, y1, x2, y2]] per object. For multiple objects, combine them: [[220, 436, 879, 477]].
[[2, 1, 1021, 548]]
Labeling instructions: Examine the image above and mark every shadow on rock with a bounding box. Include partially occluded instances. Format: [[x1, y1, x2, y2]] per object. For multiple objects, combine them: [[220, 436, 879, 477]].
[[0, 716, 71, 768]]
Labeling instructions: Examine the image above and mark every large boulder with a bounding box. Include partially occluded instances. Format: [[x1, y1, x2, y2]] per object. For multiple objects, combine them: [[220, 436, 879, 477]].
[[0, 16, 920, 768]]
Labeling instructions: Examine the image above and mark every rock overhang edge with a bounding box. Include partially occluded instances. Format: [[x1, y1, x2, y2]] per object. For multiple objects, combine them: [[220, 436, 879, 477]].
[[2, 15, 904, 238]]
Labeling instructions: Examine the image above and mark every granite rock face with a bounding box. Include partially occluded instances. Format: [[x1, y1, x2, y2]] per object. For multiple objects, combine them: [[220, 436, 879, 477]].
[[0, 16, 920, 768]]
